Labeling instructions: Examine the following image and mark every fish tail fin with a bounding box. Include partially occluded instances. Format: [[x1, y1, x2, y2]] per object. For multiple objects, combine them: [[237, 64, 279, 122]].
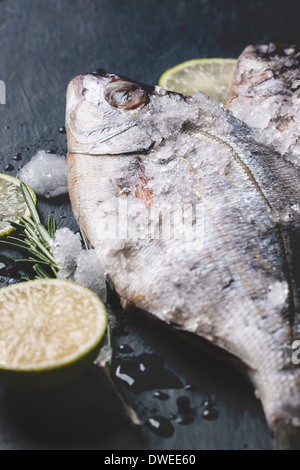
[[272, 416, 300, 450], [80, 227, 93, 250], [265, 396, 300, 449], [256, 371, 300, 450]]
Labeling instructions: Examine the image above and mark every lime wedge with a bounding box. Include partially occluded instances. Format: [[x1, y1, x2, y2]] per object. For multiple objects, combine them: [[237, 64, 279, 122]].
[[0, 173, 36, 238], [0, 279, 107, 389], [159, 58, 237, 102]]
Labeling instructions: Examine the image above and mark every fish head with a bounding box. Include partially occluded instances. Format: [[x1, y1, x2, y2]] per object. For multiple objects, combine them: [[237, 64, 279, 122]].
[[66, 72, 196, 155]]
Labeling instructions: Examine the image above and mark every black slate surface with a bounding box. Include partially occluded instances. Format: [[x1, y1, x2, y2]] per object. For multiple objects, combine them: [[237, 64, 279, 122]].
[[0, 0, 299, 451]]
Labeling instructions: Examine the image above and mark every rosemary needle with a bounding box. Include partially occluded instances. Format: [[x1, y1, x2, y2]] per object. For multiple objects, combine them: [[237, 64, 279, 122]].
[[0, 182, 58, 279]]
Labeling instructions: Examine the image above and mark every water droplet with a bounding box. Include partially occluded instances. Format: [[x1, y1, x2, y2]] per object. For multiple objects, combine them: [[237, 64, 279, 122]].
[[46, 149, 56, 154], [5, 164, 14, 171], [202, 399, 215, 408], [0, 256, 18, 278], [177, 396, 191, 413], [153, 391, 169, 400], [168, 413, 177, 420], [58, 126, 66, 134], [118, 344, 134, 354], [185, 383, 198, 392], [13, 153, 22, 161], [92, 68, 106, 75], [115, 364, 136, 387], [146, 415, 174, 438], [150, 407, 158, 414], [175, 396, 195, 425], [140, 408, 149, 417], [175, 415, 193, 425], [114, 353, 183, 393], [113, 326, 129, 337], [4, 126, 10, 130], [202, 407, 219, 421]]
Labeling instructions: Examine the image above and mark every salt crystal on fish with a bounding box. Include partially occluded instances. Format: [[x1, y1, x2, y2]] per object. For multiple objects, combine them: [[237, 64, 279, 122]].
[[74, 250, 107, 302]]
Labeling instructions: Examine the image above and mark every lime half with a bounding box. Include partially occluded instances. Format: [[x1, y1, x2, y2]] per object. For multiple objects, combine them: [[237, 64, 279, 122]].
[[159, 58, 237, 102], [0, 279, 107, 389], [0, 173, 36, 238]]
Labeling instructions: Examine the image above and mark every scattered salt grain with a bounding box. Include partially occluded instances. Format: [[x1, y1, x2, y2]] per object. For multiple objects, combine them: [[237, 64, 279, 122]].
[[50, 228, 82, 280], [17, 150, 68, 198], [50, 227, 107, 302]]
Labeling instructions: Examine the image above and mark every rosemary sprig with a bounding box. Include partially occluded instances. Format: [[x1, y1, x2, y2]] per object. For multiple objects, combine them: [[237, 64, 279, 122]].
[[0, 182, 58, 279]]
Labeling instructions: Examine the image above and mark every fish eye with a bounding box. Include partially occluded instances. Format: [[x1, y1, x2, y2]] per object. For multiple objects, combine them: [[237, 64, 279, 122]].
[[104, 81, 148, 110]]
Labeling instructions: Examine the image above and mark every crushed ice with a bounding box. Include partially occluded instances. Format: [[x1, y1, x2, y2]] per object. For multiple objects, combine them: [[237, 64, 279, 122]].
[[50, 227, 107, 302], [226, 50, 300, 168], [17, 150, 68, 198], [267, 281, 289, 308]]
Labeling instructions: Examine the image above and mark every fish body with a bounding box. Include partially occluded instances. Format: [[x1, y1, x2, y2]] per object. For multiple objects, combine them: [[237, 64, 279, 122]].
[[66, 71, 300, 448], [225, 43, 300, 168]]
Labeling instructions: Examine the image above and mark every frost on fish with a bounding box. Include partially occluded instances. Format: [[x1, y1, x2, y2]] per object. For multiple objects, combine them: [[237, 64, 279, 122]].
[[17, 150, 68, 198], [225, 44, 300, 168], [66, 71, 300, 449], [50, 227, 107, 301]]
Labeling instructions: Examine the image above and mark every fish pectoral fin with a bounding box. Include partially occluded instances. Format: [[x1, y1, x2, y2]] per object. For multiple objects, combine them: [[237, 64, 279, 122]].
[[80, 227, 93, 250]]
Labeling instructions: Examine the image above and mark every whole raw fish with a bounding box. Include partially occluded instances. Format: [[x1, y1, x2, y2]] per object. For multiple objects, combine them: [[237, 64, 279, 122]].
[[225, 43, 300, 169], [65, 71, 300, 449]]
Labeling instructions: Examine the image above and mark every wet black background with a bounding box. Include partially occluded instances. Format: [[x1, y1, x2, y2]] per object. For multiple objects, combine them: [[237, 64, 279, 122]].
[[0, 0, 299, 450]]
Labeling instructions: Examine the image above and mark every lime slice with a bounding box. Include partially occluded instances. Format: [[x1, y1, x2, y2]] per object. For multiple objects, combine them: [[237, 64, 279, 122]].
[[0, 174, 36, 238], [0, 279, 107, 389], [159, 58, 237, 102]]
